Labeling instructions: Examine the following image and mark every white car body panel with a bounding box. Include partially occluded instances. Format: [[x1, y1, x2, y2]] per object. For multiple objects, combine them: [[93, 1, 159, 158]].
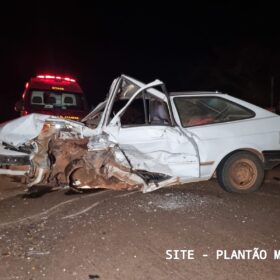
[[109, 126, 199, 178]]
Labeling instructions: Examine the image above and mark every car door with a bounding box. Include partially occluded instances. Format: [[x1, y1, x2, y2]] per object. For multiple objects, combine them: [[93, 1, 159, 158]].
[[104, 75, 200, 179]]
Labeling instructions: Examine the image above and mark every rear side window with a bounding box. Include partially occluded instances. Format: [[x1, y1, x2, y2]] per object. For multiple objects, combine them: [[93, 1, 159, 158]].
[[174, 96, 255, 127]]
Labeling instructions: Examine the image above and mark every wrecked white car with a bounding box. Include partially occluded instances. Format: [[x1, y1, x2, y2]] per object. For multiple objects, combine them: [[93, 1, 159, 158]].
[[0, 75, 280, 193]]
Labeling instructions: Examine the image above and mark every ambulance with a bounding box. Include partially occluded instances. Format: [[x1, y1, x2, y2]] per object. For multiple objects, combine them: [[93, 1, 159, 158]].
[[15, 74, 88, 121]]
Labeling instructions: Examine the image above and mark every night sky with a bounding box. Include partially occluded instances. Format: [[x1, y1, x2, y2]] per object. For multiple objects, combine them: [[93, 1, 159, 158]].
[[1, 1, 279, 122]]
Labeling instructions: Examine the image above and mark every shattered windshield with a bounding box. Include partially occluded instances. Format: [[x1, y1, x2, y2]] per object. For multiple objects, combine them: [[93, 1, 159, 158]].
[[116, 78, 140, 99], [82, 77, 141, 127]]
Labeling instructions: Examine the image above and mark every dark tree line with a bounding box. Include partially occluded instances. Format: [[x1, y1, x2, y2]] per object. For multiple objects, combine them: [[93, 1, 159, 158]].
[[186, 42, 280, 111]]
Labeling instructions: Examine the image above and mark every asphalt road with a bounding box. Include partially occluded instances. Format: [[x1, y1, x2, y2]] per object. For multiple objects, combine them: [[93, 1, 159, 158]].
[[0, 172, 280, 280]]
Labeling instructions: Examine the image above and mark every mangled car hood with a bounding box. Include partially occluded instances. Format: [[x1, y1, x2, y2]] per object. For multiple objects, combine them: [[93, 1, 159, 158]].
[[0, 114, 50, 147]]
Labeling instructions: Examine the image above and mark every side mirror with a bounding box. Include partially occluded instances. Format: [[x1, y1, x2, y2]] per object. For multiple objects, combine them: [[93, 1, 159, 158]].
[[14, 99, 24, 112]]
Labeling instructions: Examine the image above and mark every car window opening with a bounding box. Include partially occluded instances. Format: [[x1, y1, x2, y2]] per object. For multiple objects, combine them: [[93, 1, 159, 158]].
[[174, 96, 255, 127], [112, 91, 171, 127]]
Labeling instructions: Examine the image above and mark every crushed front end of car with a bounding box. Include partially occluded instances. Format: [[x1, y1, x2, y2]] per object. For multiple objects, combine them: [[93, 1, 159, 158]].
[[0, 116, 139, 190]]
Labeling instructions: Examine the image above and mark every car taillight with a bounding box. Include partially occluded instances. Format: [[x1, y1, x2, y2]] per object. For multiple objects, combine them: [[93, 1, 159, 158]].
[[21, 110, 29, 116]]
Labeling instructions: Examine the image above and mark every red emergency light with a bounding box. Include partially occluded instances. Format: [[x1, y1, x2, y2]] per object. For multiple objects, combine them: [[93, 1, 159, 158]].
[[36, 74, 76, 83]]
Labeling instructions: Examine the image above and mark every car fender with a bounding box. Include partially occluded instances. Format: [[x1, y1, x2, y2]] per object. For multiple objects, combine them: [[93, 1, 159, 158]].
[[207, 144, 264, 179]]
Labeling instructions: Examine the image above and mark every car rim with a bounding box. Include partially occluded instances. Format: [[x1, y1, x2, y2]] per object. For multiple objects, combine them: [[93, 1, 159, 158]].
[[229, 159, 258, 190]]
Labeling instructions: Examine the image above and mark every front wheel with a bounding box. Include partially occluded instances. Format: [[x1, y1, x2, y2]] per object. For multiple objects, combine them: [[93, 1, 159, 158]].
[[217, 151, 264, 193]]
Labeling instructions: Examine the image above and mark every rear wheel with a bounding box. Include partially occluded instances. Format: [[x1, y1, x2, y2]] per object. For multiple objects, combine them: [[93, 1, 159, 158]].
[[217, 151, 264, 193]]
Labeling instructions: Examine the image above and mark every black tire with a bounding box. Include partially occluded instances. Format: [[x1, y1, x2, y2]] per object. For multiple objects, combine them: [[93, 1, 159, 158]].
[[217, 151, 264, 193]]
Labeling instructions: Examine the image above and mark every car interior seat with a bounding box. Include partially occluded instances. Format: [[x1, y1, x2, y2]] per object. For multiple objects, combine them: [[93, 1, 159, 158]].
[[31, 96, 43, 104], [150, 100, 170, 125], [64, 96, 74, 104], [44, 96, 56, 105]]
